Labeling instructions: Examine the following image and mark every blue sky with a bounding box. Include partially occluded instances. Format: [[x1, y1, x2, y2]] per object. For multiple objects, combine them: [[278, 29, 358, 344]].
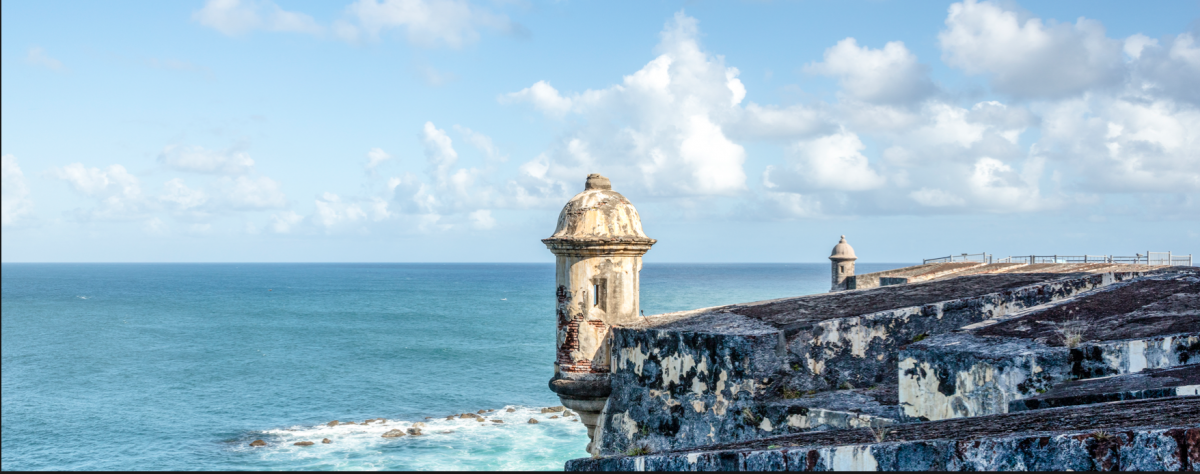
[[2, 0, 1198, 263]]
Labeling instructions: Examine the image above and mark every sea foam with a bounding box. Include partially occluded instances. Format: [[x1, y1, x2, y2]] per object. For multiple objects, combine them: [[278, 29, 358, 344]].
[[236, 406, 588, 470]]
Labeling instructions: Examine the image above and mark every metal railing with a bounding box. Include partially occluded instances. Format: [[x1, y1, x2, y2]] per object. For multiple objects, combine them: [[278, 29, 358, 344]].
[[927, 252, 1193, 266], [923, 253, 991, 264]]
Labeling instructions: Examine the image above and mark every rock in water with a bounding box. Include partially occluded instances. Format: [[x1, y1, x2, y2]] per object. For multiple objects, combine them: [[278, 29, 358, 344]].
[[477, 409, 487, 414], [412, 422, 426, 428], [327, 420, 339, 427], [250, 439, 267, 447], [343, 421, 356, 425], [381, 429, 406, 438], [528, 419, 539, 424], [563, 410, 575, 416], [540, 406, 565, 413], [406, 428, 423, 436], [550, 415, 559, 419], [458, 413, 473, 419], [475, 417, 485, 422], [445, 415, 455, 420], [506, 408, 516, 413], [491, 419, 503, 423], [294, 441, 314, 446], [321, 438, 332, 444]]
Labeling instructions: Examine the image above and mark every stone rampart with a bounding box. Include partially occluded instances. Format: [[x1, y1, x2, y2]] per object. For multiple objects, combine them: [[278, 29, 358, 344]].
[[595, 271, 1146, 456]]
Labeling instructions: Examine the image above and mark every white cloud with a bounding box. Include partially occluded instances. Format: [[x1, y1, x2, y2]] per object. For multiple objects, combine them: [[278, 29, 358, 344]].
[[313, 192, 368, 231], [502, 12, 748, 197], [938, 0, 1123, 98], [422, 121, 459, 181], [366, 147, 393, 171], [501, 80, 575, 117], [806, 38, 937, 104], [966, 156, 1056, 212], [54, 163, 140, 198], [159, 178, 209, 211], [193, 0, 322, 36], [2, 155, 34, 226], [1131, 33, 1200, 105], [341, 0, 524, 48], [51, 163, 145, 220], [1038, 94, 1200, 193], [158, 145, 255, 175], [770, 131, 886, 192], [1123, 34, 1158, 59], [26, 47, 64, 71], [219, 176, 288, 209]]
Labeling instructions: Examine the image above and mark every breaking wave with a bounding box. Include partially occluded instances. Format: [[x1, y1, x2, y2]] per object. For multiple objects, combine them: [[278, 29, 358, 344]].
[[230, 405, 589, 470]]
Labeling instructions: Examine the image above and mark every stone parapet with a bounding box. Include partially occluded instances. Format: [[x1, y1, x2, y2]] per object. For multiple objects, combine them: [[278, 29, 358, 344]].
[[568, 397, 1200, 471]]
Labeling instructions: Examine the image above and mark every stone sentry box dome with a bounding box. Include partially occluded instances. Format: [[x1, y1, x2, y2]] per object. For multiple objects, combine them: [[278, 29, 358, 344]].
[[543, 173, 655, 453], [829, 235, 857, 292]]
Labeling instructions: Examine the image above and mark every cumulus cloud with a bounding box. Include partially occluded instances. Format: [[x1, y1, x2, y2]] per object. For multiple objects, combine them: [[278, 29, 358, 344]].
[[938, 0, 1124, 98], [766, 131, 886, 192], [806, 38, 937, 104], [1038, 94, 1200, 194], [158, 145, 255, 175], [51, 163, 145, 220], [26, 47, 64, 71], [1131, 33, 1200, 105], [193, 0, 321, 36], [2, 155, 35, 226], [502, 12, 749, 197]]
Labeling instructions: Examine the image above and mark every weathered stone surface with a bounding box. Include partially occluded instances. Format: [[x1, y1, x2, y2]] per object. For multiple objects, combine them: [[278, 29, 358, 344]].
[[975, 276, 1199, 346], [249, 439, 266, 447], [412, 422, 426, 428], [541, 406, 566, 413], [381, 429, 405, 438], [506, 408, 516, 412], [528, 418, 539, 424], [1012, 364, 1200, 411], [899, 271, 1200, 421], [293, 441, 314, 446], [326, 420, 338, 427], [321, 438, 331, 444], [406, 428, 422, 436], [567, 397, 1200, 471], [597, 271, 1147, 455]]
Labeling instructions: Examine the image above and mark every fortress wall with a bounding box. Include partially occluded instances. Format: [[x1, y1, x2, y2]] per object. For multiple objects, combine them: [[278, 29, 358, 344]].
[[596, 272, 1141, 456], [568, 426, 1200, 471], [899, 270, 1200, 421], [784, 272, 1129, 394], [898, 333, 1199, 422], [598, 320, 785, 456]]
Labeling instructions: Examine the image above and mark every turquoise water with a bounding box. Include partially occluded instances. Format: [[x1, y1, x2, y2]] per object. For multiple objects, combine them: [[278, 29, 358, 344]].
[[1, 263, 908, 471]]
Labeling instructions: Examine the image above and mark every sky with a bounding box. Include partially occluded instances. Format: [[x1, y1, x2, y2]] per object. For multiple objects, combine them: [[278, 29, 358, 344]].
[[2, 0, 1198, 263]]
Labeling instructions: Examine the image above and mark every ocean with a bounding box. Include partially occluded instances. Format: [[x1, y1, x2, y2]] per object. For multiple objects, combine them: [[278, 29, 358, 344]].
[[1, 262, 909, 471]]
